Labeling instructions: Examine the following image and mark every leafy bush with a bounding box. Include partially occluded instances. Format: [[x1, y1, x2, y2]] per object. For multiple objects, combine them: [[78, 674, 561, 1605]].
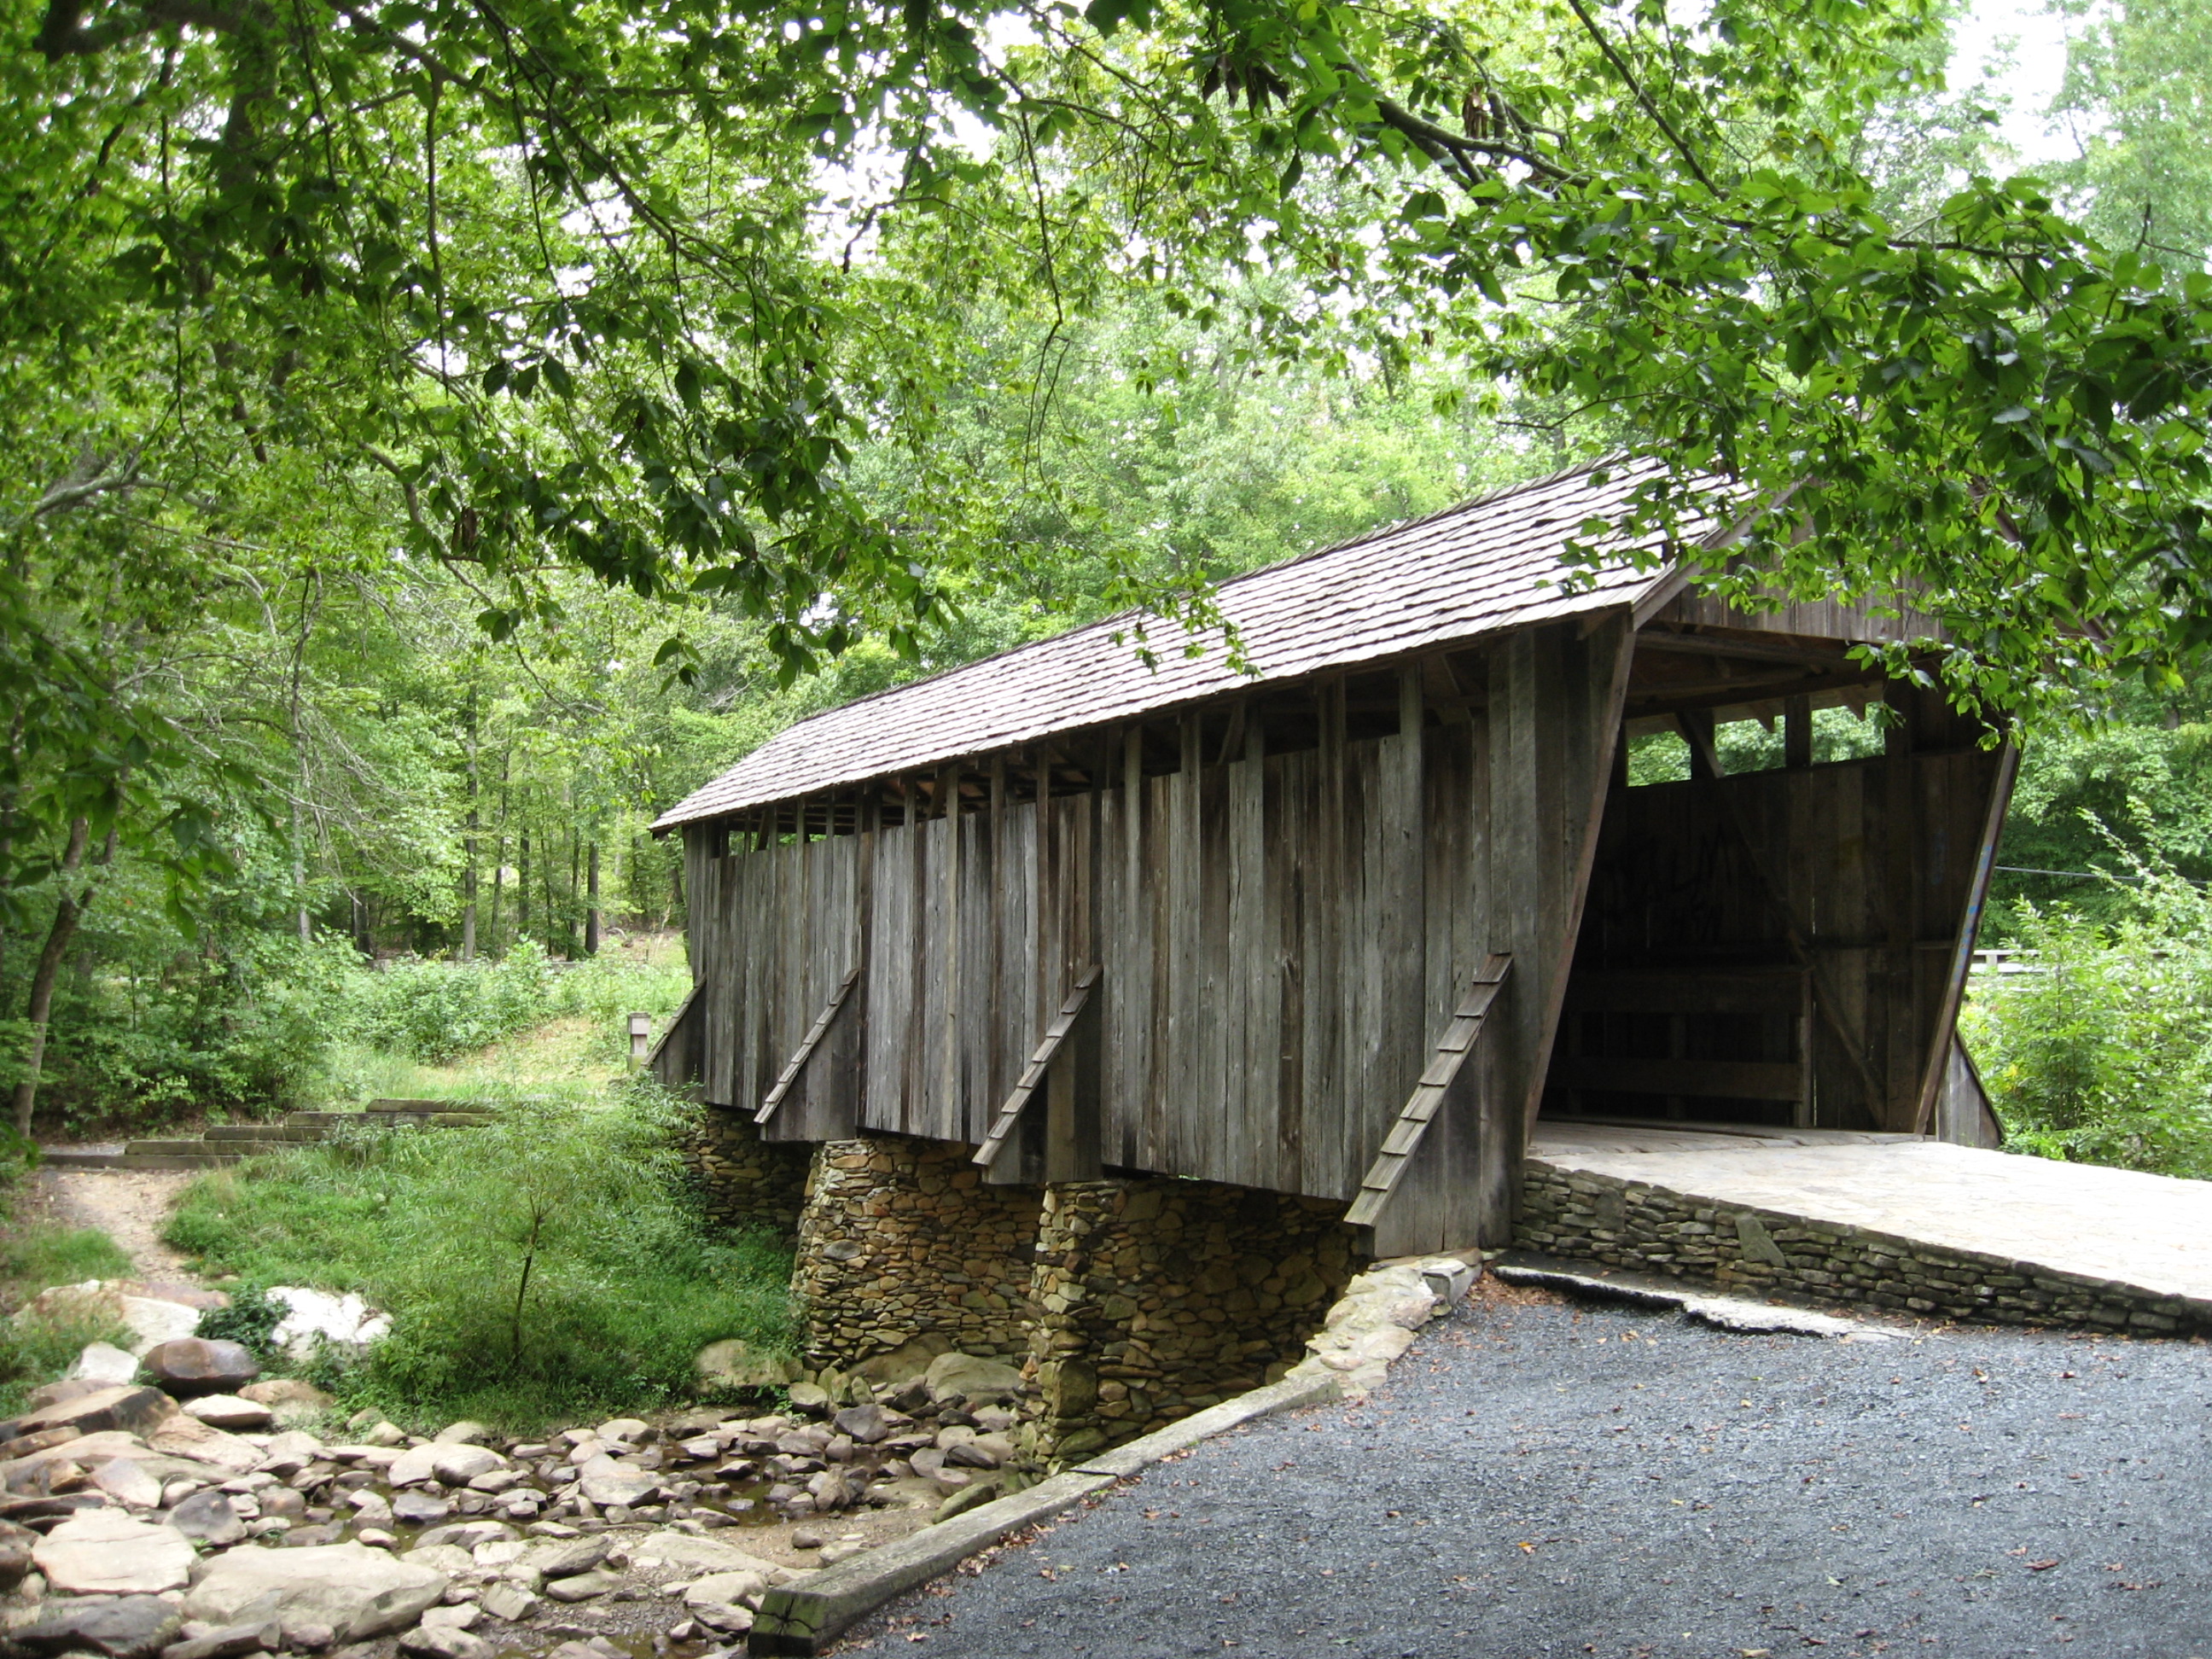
[[197, 1285, 288, 1369], [343, 943, 555, 1063], [1963, 849, 2212, 1179], [165, 1080, 792, 1428]]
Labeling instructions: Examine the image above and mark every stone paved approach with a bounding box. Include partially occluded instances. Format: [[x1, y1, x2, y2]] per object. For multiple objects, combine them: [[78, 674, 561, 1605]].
[[1527, 1121, 2212, 1307], [831, 1283, 2212, 1659]]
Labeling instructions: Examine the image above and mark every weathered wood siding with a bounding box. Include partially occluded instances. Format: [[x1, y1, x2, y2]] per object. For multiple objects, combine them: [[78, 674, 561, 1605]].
[[681, 617, 1634, 1249]]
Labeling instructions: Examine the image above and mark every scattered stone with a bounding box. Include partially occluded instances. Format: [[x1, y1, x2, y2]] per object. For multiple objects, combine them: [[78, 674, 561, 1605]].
[[67, 1342, 142, 1387], [575, 1467, 658, 1509], [430, 1422, 490, 1446], [160, 1620, 282, 1659], [24, 1376, 107, 1412], [478, 1584, 538, 1624], [15, 1384, 176, 1439], [32, 1511, 195, 1595], [140, 1339, 259, 1398], [256, 1431, 324, 1476], [284, 1627, 334, 1655], [395, 1627, 489, 1659], [183, 1396, 274, 1431], [184, 1543, 448, 1643], [418, 1605, 480, 1633], [527, 1536, 609, 1580], [664, 1621, 696, 1643], [540, 1571, 618, 1604], [789, 1528, 824, 1550], [392, 1492, 451, 1527], [355, 1528, 397, 1549], [681, 1572, 768, 1611], [783, 1382, 831, 1416], [922, 1353, 1025, 1404], [237, 1379, 333, 1415], [829, 1404, 888, 1445], [415, 1522, 513, 1551], [93, 1457, 167, 1509], [168, 1488, 247, 1546], [428, 1447, 502, 1487], [11, 1594, 183, 1659], [818, 1541, 867, 1567], [943, 1440, 1001, 1470], [363, 1422, 408, 1447]]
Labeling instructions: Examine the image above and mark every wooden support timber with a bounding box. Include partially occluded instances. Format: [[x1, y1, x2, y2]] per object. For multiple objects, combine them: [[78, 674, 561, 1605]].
[[973, 965, 1102, 1176], [754, 966, 860, 1126], [1344, 955, 1512, 1229]]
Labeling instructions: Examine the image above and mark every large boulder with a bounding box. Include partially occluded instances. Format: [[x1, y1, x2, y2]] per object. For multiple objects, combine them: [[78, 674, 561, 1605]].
[[183, 1543, 447, 1644], [263, 1289, 388, 1361], [922, 1352, 1026, 1404], [66, 1342, 140, 1386], [236, 1377, 332, 1417], [574, 1462, 659, 1509], [145, 1413, 261, 1474], [693, 1339, 800, 1394], [14, 1385, 174, 1439], [9, 1594, 182, 1659], [31, 1511, 195, 1595], [428, 1445, 503, 1487], [140, 1338, 259, 1398]]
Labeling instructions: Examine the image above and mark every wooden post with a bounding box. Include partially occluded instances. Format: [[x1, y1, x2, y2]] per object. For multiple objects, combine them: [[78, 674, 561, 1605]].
[[1784, 694, 1813, 769], [1912, 743, 2018, 1136], [1681, 707, 1720, 780]]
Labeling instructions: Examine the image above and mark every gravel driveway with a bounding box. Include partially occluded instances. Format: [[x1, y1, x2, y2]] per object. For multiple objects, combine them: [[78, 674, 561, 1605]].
[[835, 1281, 2212, 1659]]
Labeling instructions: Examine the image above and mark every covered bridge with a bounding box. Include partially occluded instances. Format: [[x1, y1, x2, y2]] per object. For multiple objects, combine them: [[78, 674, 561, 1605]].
[[651, 462, 2011, 1263]]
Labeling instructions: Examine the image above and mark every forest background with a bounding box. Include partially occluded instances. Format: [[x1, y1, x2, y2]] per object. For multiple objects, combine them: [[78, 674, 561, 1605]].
[[8, 0, 2212, 1178]]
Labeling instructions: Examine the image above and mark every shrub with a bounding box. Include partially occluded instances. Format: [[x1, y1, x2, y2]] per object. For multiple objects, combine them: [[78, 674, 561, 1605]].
[[165, 1079, 792, 1428], [1963, 848, 2212, 1179], [343, 943, 555, 1063]]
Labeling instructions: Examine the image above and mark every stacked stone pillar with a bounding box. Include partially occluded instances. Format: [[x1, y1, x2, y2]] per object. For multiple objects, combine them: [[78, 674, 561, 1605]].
[[1024, 1179, 1362, 1459]]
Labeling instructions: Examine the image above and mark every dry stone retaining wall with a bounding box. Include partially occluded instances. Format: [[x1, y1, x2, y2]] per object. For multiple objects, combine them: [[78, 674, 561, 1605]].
[[791, 1138, 1043, 1371], [1516, 1158, 2210, 1336], [680, 1104, 812, 1239], [1026, 1179, 1364, 1460]]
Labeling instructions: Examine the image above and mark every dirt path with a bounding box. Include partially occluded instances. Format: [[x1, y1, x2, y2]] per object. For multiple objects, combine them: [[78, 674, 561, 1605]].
[[32, 1166, 201, 1284]]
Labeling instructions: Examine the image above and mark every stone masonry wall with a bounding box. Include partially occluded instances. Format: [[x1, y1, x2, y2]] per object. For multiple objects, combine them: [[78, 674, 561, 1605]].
[[792, 1137, 1043, 1370], [681, 1104, 812, 1239], [1027, 1179, 1365, 1460], [1516, 1159, 2210, 1336]]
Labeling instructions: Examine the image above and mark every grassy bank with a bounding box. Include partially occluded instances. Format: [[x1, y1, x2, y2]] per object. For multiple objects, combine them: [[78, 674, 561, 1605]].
[[166, 1081, 793, 1429]]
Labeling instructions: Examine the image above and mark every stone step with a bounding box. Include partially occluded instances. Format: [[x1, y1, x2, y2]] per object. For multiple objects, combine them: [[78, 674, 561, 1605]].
[[365, 1097, 493, 1115], [125, 1138, 294, 1160], [42, 1151, 124, 1170], [202, 1124, 318, 1141]]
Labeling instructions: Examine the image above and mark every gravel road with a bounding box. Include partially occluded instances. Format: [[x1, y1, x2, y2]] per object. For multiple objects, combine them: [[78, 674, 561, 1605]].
[[836, 1282, 2212, 1659]]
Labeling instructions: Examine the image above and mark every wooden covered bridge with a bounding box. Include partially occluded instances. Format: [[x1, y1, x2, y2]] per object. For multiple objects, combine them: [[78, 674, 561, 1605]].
[[651, 462, 2011, 1260]]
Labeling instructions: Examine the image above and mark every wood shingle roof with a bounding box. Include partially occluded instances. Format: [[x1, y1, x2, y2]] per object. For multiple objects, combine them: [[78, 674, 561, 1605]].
[[654, 459, 1692, 828]]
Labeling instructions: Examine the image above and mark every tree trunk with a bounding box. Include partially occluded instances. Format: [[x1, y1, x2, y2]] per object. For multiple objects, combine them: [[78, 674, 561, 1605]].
[[585, 841, 601, 956], [350, 890, 372, 959], [517, 827, 531, 940], [12, 818, 100, 1139], [462, 691, 479, 962]]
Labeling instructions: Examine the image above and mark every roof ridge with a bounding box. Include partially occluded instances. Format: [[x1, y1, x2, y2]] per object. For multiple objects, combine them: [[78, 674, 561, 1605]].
[[699, 456, 1632, 744]]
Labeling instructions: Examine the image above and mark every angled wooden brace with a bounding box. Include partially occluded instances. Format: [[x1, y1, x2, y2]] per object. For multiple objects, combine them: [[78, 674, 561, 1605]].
[[974, 965, 1102, 1178], [754, 965, 861, 1126], [1345, 954, 1513, 1229]]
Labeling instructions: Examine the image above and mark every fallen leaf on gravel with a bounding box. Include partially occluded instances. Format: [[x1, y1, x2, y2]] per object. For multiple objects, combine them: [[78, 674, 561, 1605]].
[[2027, 1559, 2062, 1571]]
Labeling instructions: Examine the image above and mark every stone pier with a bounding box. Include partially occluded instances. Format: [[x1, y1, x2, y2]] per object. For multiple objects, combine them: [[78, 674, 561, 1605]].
[[726, 1134, 1367, 1463]]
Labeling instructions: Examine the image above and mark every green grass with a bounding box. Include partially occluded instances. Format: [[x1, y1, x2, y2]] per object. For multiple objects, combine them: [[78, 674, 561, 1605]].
[[165, 1080, 794, 1430], [0, 1220, 136, 1417]]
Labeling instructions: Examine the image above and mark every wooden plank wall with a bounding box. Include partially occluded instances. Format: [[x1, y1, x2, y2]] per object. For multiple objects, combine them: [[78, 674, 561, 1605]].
[[1566, 687, 2005, 1132], [681, 617, 1635, 1250]]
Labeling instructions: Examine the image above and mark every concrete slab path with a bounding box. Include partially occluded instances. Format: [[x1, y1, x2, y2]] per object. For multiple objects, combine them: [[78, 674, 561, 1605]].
[[1528, 1121, 2212, 1307]]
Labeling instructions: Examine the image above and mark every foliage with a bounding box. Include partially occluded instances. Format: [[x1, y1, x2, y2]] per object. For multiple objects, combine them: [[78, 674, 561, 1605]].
[[164, 1081, 792, 1429], [1963, 850, 2212, 1177], [196, 1285, 288, 1371], [343, 944, 556, 1066]]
